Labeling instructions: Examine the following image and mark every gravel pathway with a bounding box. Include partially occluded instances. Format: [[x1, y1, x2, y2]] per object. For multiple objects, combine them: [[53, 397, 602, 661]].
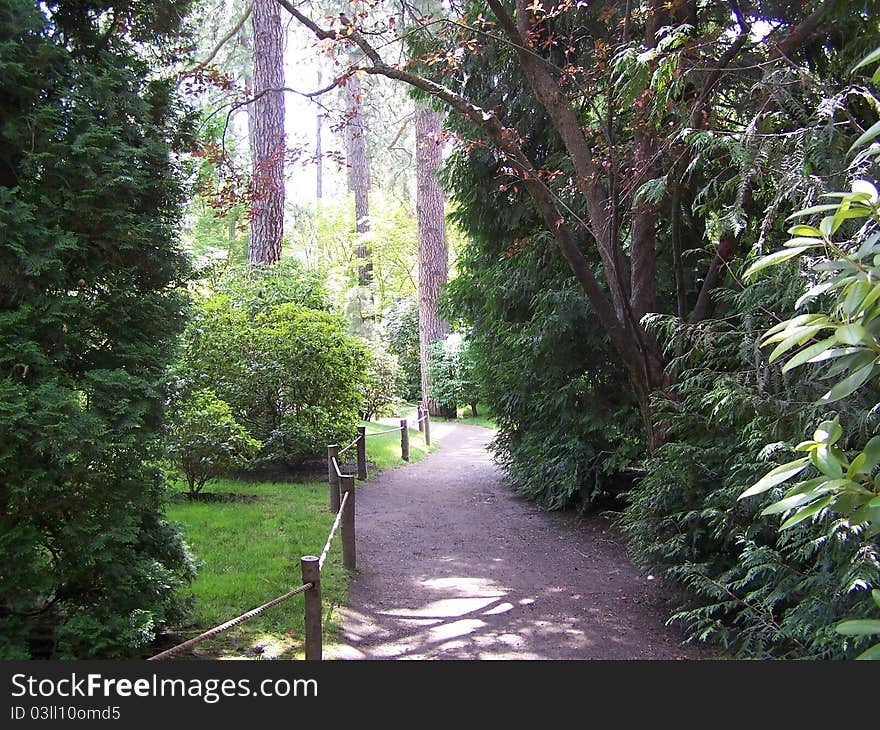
[[329, 422, 703, 660]]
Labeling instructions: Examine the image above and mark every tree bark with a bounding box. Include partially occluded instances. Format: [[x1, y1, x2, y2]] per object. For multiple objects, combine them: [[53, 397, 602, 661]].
[[248, 0, 285, 264], [345, 73, 372, 285], [415, 106, 449, 416]]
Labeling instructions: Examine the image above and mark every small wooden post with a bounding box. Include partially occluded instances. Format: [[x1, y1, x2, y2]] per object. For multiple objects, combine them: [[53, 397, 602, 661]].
[[357, 425, 367, 480], [417, 405, 424, 432], [400, 418, 409, 461], [301, 555, 322, 660], [340, 475, 356, 571], [327, 444, 340, 512], [423, 411, 431, 447]]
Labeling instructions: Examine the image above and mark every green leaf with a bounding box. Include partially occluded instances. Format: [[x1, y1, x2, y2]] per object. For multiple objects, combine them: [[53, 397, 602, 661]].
[[785, 474, 854, 499], [835, 620, 880, 636], [820, 216, 834, 236], [786, 203, 848, 219], [836, 323, 869, 345], [767, 325, 830, 363], [853, 47, 880, 73], [783, 476, 827, 495], [819, 348, 874, 378], [863, 436, 880, 472], [761, 492, 819, 515], [743, 247, 809, 278], [739, 457, 811, 499], [795, 281, 837, 309], [762, 313, 825, 339], [848, 452, 868, 479], [852, 179, 879, 200], [873, 589, 880, 609], [843, 281, 871, 317], [813, 418, 842, 445], [855, 643, 880, 660], [810, 445, 845, 478], [782, 336, 837, 373], [820, 360, 876, 402], [856, 283, 880, 317], [762, 320, 829, 346], [783, 237, 826, 248], [787, 225, 823, 237], [850, 119, 880, 152], [779, 495, 835, 529]]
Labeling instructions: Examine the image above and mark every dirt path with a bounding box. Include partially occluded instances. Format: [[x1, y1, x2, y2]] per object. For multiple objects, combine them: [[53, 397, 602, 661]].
[[328, 421, 703, 660]]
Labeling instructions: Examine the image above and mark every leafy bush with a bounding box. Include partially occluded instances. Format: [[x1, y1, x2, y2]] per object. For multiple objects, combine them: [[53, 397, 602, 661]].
[[444, 227, 644, 509], [180, 290, 369, 465], [621, 264, 880, 659], [206, 259, 331, 313], [383, 296, 421, 401], [427, 334, 480, 416], [360, 348, 402, 421], [0, 0, 198, 658], [166, 389, 261, 495]]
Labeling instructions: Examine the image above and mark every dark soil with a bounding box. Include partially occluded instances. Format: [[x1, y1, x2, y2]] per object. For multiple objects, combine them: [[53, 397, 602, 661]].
[[228, 456, 327, 483], [330, 421, 708, 660]]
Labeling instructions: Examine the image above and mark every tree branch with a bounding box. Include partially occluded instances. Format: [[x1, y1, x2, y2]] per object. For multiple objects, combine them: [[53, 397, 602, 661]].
[[187, 4, 253, 75]]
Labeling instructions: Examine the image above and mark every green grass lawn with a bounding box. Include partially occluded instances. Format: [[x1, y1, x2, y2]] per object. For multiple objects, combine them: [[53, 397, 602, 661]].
[[437, 407, 497, 430], [355, 419, 435, 474], [160, 422, 435, 659], [162, 477, 346, 659]]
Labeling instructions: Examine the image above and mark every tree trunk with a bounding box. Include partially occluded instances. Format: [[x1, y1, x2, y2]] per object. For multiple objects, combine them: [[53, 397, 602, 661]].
[[415, 106, 449, 416], [248, 0, 285, 264], [345, 73, 372, 285]]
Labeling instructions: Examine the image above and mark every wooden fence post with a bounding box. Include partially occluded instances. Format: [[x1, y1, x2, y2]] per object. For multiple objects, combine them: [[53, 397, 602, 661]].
[[400, 418, 409, 461], [327, 444, 340, 512], [417, 404, 424, 432], [423, 411, 431, 447], [301, 555, 322, 660], [340, 475, 356, 571], [357, 425, 367, 481]]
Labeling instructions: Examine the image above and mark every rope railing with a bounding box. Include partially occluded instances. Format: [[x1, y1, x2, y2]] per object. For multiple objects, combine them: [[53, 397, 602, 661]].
[[318, 490, 349, 570], [364, 425, 403, 436], [148, 408, 434, 663], [150, 433, 368, 662], [337, 435, 359, 456], [148, 581, 314, 661]]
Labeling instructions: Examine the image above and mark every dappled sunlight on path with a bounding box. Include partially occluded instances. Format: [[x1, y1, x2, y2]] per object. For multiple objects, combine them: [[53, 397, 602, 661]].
[[328, 423, 700, 660]]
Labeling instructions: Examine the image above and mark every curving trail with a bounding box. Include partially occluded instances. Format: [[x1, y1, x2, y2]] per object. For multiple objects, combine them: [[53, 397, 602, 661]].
[[329, 422, 704, 660]]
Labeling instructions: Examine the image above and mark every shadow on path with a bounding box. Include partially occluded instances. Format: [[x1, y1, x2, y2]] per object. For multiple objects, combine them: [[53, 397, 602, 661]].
[[329, 422, 703, 660]]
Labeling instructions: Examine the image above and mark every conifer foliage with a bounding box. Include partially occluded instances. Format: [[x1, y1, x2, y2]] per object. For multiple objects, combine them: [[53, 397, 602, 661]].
[[0, 0, 198, 658]]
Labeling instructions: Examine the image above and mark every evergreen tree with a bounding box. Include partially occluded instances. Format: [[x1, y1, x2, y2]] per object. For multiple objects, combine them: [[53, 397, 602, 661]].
[[0, 0, 197, 658]]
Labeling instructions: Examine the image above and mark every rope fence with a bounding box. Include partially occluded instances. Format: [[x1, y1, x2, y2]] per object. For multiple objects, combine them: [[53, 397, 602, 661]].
[[318, 491, 349, 570], [364, 426, 403, 436], [337, 435, 360, 456], [150, 405, 431, 662], [147, 582, 314, 661]]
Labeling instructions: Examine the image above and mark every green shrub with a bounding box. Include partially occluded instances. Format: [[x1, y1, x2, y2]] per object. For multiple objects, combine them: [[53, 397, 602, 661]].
[[620, 274, 880, 659], [181, 294, 369, 465], [360, 348, 401, 421], [383, 296, 421, 401], [427, 334, 480, 416], [444, 234, 644, 510], [0, 0, 198, 658], [206, 259, 331, 313], [166, 389, 260, 495]]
